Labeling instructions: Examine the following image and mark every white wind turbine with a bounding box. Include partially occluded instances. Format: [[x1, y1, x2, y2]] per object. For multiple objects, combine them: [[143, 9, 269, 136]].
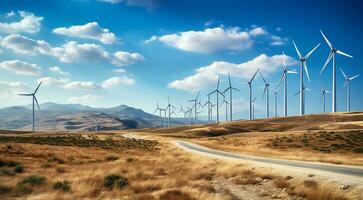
[[320, 30, 353, 113], [220, 97, 230, 122], [166, 96, 176, 128], [252, 96, 257, 120], [18, 81, 42, 132], [273, 85, 281, 117], [293, 41, 320, 115], [340, 68, 359, 112], [202, 92, 213, 124], [247, 69, 260, 120], [222, 73, 239, 121], [259, 72, 270, 118], [211, 76, 224, 123], [153, 102, 162, 127], [189, 92, 200, 125], [278, 51, 298, 116], [320, 86, 331, 114]]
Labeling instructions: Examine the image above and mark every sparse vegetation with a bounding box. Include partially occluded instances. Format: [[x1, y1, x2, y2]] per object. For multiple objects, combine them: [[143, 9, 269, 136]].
[[14, 165, 23, 173], [21, 175, 46, 186], [53, 180, 71, 192], [103, 174, 128, 189]]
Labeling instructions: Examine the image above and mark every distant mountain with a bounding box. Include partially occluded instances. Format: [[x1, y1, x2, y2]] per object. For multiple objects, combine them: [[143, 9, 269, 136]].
[[0, 102, 185, 131]]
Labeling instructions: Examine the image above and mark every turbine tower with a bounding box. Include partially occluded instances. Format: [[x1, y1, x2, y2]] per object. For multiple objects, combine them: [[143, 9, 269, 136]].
[[166, 97, 176, 128], [223, 73, 239, 121], [18, 81, 42, 132], [320, 86, 331, 114], [320, 30, 353, 113], [247, 69, 260, 120], [220, 98, 230, 122], [278, 52, 297, 116], [293, 41, 320, 115], [273, 85, 281, 117], [252, 96, 257, 120], [260, 72, 270, 118], [203, 92, 213, 124], [211, 76, 224, 123], [189, 92, 200, 125], [340, 68, 359, 112], [153, 102, 162, 127]]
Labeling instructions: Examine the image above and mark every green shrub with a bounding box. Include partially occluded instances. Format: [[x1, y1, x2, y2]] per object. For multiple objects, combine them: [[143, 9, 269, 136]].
[[0, 160, 20, 167], [353, 147, 363, 153], [22, 175, 46, 186], [0, 169, 15, 176], [105, 155, 119, 161], [53, 180, 71, 192], [14, 165, 24, 173], [104, 174, 128, 189]]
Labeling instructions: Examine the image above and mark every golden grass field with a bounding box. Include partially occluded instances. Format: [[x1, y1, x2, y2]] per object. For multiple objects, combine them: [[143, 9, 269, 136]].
[[1, 112, 363, 199]]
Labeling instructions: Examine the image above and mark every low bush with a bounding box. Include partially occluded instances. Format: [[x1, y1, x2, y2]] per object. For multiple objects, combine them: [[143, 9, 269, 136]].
[[353, 147, 363, 153], [53, 180, 71, 192], [104, 174, 128, 189], [14, 165, 24, 173], [105, 155, 119, 161], [21, 175, 46, 186]]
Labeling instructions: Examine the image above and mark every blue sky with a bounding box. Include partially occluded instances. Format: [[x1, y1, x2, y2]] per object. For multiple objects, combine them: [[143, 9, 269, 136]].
[[0, 0, 362, 119]]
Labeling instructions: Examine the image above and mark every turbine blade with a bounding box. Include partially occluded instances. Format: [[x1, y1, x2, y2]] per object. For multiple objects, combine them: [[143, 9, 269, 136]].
[[282, 51, 287, 69], [304, 43, 320, 60], [223, 87, 230, 94], [228, 73, 231, 87], [303, 62, 310, 82], [34, 81, 42, 94], [343, 81, 347, 88], [250, 68, 260, 82], [34, 96, 40, 110], [287, 70, 298, 74], [259, 72, 267, 84], [336, 50, 353, 58], [326, 90, 331, 93], [320, 30, 333, 49], [196, 91, 200, 100], [277, 72, 285, 89], [305, 88, 311, 92], [262, 86, 267, 99], [18, 93, 32, 96], [253, 96, 257, 102], [320, 51, 333, 74], [295, 90, 300, 96], [217, 76, 220, 89], [293, 41, 302, 59], [350, 75, 359, 80], [320, 93, 324, 102], [231, 87, 240, 91], [340, 68, 348, 79]]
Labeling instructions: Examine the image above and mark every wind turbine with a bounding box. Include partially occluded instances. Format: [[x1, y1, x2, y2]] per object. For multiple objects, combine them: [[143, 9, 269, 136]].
[[159, 108, 167, 128], [18, 81, 42, 132], [252, 96, 257, 120], [293, 41, 320, 115], [247, 69, 260, 120], [153, 102, 162, 127], [295, 87, 311, 113], [340, 68, 359, 112], [220, 98, 230, 122], [320, 30, 353, 113], [166, 97, 176, 128], [211, 76, 224, 123], [203, 92, 213, 124], [320, 86, 331, 114], [189, 92, 200, 125], [273, 85, 281, 117], [223, 73, 239, 121], [278, 52, 298, 116], [259, 72, 270, 118]]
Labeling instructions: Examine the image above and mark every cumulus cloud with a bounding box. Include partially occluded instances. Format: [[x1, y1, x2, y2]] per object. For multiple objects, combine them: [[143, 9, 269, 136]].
[[0, 60, 41, 76], [146, 26, 288, 53], [53, 22, 117, 44], [113, 68, 126, 73], [0, 11, 43, 33], [168, 54, 297, 91], [0, 81, 29, 94], [68, 94, 103, 103], [101, 76, 135, 89], [64, 81, 101, 90], [49, 66, 69, 75], [0, 34, 52, 55], [37, 77, 69, 86], [0, 34, 144, 67]]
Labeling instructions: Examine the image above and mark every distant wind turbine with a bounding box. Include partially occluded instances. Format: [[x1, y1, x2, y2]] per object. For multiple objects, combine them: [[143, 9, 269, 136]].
[[259, 72, 270, 118], [203, 92, 213, 124], [320, 30, 353, 113], [220, 98, 230, 122], [320, 86, 331, 114], [166, 96, 176, 128], [223, 73, 239, 121], [278, 51, 298, 116], [211, 76, 224, 123], [18, 81, 42, 132], [153, 102, 162, 127], [273, 85, 281, 117], [340, 68, 359, 112], [247, 69, 260, 120], [293, 41, 320, 115], [189, 92, 200, 125]]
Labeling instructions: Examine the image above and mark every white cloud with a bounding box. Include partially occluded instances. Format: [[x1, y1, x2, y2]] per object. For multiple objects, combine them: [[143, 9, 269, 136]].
[[0, 35, 144, 67], [101, 76, 135, 89], [0, 81, 30, 100], [5, 11, 15, 18], [49, 66, 69, 75], [0, 60, 41, 76], [68, 94, 103, 103], [113, 68, 126, 73], [0, 11, 43, 33], [53, 22, 117, 44], [98, 0, 158, 8], [168, 54, 297, 91], [0, 34, 52, 55], [37, 77, 69, 86], [64, 81, 101, 90], [146, 26, 288, 52]]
